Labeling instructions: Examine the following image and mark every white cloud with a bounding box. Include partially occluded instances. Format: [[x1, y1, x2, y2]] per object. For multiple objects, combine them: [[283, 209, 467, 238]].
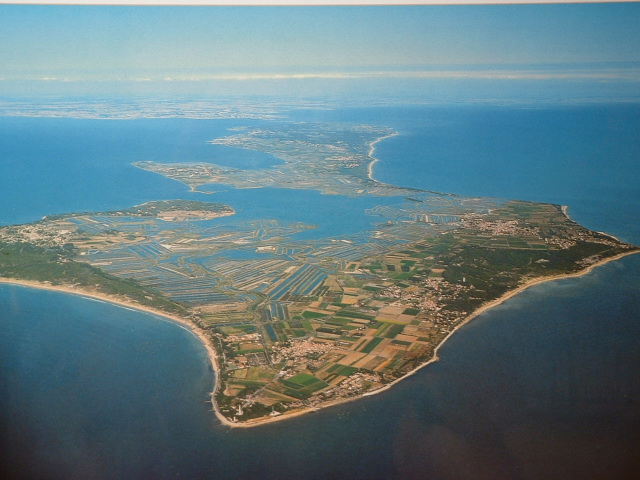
[[159, 68, 640, 82], [19, 66, 639, 84]]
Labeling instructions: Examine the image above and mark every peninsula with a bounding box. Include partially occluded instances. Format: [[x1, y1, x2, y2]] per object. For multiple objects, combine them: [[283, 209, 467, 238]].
[[1, 122, 637, 427]]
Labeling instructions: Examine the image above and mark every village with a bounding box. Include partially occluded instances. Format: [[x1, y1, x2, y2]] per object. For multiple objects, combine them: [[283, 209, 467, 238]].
[[1, 121, 636, 424]]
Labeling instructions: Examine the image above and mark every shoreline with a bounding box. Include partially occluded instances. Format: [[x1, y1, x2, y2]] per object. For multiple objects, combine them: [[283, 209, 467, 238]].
[[367, 132, 398, 181], [0, 277, 236, 429], [209, 247, 640, 427], [562, 204, 624, 243], [364, 248, 640, 400], [2, 248, 638, 429]]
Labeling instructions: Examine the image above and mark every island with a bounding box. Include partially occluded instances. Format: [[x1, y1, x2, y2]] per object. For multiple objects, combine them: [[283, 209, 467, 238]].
[[1, 121, 638, 427]]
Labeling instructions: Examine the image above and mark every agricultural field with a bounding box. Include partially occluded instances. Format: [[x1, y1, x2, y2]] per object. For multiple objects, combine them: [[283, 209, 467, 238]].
[[1, 121, 637, 424]]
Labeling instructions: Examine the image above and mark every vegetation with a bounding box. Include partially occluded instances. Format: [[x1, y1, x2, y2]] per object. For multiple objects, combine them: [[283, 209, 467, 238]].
[[0, 241, 188, 316], [1, 162, 638, 426]]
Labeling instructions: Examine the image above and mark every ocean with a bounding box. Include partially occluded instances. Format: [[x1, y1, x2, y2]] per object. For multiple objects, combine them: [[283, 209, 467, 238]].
[[1, 104, 639, 479]]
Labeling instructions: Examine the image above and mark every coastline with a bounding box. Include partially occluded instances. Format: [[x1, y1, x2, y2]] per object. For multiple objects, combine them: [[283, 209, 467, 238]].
[[363, 248, 640, 400], [0, 277, 236, 429], [367, 132, 398, 181], [3, 248, 638, 429], [208, 247, 640, 427]]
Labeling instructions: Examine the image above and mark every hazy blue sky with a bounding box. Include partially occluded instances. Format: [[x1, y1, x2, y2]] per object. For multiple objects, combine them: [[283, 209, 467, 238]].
[[1, 4, 639, 100]]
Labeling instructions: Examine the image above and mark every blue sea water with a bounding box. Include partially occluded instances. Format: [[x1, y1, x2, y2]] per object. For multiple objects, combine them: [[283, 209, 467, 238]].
[[0, 116, 398, 240], [0, 117, 281, 225], [1, 104, 640, 479], [371, 105, 640, 244]]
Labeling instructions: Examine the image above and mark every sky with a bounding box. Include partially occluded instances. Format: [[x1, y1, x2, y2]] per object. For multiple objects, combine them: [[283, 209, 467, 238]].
[[1, 3, 640, 101]]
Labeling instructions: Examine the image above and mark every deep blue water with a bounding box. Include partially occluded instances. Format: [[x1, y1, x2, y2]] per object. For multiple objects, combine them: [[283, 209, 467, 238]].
[[1, 105, 640, 479], [372, 105, 640, 244], [0, 288, 215, 479], [0, 117, 280, 225], [0, 116, 398, 240]]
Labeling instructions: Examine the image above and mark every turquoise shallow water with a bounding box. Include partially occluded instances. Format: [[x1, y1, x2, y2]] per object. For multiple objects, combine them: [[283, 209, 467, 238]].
[[1, 105, 640, 479]]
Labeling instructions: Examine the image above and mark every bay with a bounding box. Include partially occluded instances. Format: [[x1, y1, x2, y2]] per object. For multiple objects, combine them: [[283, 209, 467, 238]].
[[0, 117, 280, 226]]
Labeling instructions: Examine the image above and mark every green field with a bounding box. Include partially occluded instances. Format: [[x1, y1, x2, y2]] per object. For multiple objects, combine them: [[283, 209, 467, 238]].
[[280, 373, 330, 399], [360, 336, 384, 354]]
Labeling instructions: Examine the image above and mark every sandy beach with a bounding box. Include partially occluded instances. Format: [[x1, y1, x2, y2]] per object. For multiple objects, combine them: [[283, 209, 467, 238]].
[[367, 132, 398, 180], [0, 277, 237, 428], [3, 247, 638, 429], [218, 246, 640, 427], [361, 248, 640, 400]]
